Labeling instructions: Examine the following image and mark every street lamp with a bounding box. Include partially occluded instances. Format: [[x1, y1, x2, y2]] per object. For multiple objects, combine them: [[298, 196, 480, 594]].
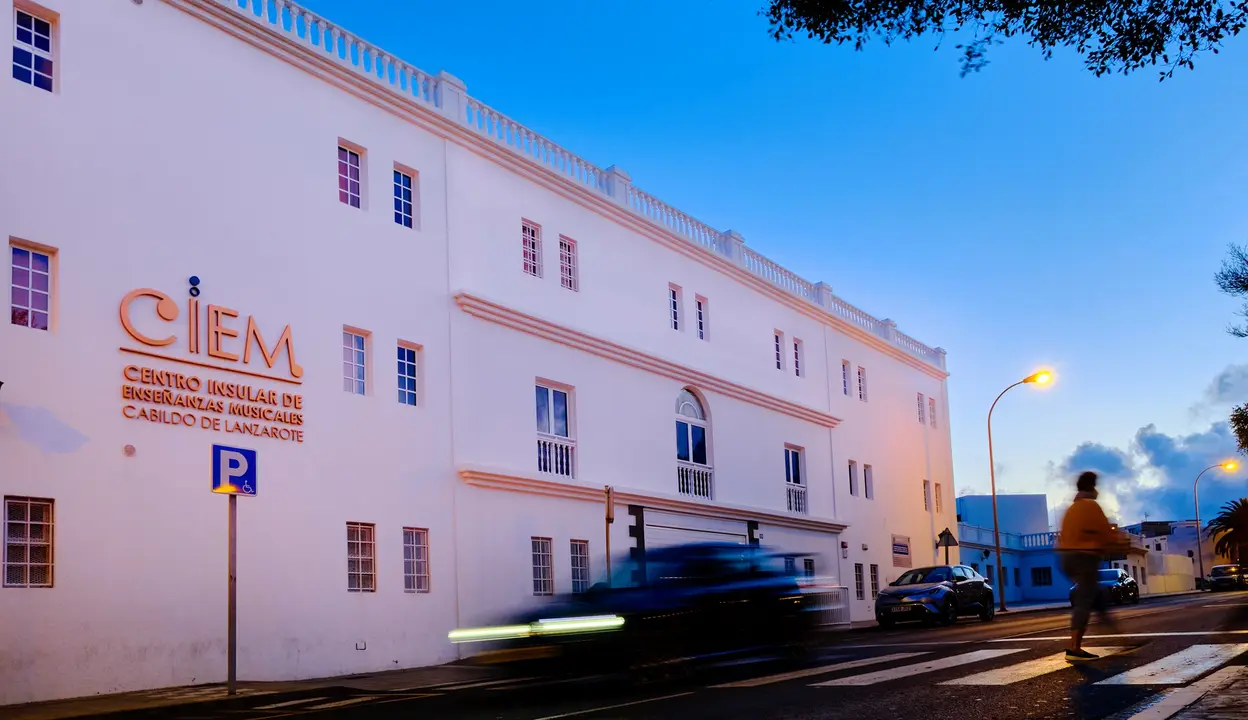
[[987, 369, 1053, 612], [1194, 461, 1237, 590]]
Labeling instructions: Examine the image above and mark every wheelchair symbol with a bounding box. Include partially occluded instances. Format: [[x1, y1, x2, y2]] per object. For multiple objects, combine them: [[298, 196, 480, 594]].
[[242, 481, 254, 494]]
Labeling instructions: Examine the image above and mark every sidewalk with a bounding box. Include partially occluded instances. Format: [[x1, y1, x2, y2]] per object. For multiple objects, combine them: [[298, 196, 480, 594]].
[[2, 662, 500, 720]]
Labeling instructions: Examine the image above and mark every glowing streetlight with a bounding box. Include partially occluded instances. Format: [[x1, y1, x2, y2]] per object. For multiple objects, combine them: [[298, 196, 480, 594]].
[[987, 369, 1055, 612], [1194, 461, 1238, 589]]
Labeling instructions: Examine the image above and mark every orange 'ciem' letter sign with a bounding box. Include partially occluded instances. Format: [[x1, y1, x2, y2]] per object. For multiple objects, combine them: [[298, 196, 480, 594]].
[[119, 289, 179, 347], [244, 317, 304, 379]]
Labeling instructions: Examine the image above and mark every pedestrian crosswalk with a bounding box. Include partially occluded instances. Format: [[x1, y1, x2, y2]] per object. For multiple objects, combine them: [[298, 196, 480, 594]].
[[711, 642, 1248, 691]]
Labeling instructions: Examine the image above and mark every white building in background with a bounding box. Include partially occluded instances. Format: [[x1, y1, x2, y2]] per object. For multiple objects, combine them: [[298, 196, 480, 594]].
[[0, 0, 955, 705]]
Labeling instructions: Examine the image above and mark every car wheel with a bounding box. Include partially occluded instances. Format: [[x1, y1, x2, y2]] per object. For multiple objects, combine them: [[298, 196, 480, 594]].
[[1132, 589, 1141, 604], [940, 599, 958, 626], [980, 597, 995, 622]]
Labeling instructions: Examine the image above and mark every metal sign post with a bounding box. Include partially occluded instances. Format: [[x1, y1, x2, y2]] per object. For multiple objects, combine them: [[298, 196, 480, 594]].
[[228, 494, 237, 696], [604, 486, 614, 587], [212, 444, 257, 697], [936, 527, 959, 566]]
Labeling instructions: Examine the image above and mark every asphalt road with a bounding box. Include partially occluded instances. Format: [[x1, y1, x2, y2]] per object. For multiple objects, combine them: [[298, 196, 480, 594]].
[[106, 591, 1248, 720]]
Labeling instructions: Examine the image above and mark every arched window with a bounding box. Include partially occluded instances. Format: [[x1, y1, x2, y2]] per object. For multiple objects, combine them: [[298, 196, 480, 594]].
[[675, 389, 708, 466]]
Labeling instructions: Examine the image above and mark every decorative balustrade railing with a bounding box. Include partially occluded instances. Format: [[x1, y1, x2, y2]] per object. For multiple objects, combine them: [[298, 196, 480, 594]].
[[536, 434, 576, 478], [956, 523, 1026, 550], [786, 484, 808, 514], [209, 0, 945, 371], [677, 461, 713, 499]]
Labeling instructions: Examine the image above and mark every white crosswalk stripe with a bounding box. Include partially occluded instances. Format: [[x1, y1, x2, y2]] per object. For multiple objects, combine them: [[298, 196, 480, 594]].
[[810, 648, 1027, 687], [940, 647, 1128, 686], [1094, 643, 1248, 685], [711, 652, 929, 688], [303, 695, 383, 709]]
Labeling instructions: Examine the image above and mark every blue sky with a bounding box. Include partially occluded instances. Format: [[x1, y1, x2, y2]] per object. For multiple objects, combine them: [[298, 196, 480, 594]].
[[297, 0, 1248, 527]]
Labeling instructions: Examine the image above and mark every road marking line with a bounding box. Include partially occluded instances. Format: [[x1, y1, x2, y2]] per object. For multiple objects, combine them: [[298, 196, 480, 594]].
[[489, 674, 613, 692], [303, 696, 382, 709], [1124, 666, 1246, 719], [527, 692, 695, 719], [427, 676, 536, 691], [1203, 603, 1248, 607], [811, 648, 1027, 687], [939, 647, 1127, 686], [1095, 644, 1248, 685], [989, 630, 1248, 642], [253, 696, 330, 709], [711, 653, 927, 688]]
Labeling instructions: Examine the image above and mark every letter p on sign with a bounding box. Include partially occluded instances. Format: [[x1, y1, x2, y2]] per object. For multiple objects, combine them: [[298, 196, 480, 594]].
[[212, 444, 258, 496]]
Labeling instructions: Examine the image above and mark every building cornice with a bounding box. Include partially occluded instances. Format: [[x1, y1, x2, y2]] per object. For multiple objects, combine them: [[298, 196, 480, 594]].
[[455, 292, 842, 429], [459, 467, 849, 534], [163, 0, 948, 381]]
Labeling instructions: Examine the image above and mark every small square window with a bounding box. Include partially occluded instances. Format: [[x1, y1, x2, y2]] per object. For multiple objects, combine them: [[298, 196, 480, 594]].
[[393, 169, 415, 228], [403, 527, 430, 593], [12, 8, 53, 93], [10, 244, 51, 331], [3, 496, 54, 588], [338, 146, 363, 208], [570, 539, 590, 594], [346, 522, 376, 592], [343, 330, 366, 395], [397, 344, 419, 406], [559, 236, 578, 291], [532, 537, 553, 596], [522, 221, 542, 277]]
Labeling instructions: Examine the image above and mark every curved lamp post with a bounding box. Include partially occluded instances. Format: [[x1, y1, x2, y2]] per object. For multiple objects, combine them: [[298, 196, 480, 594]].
[[1194, 461, 1237, 590], [987, 369, 1053, 612]]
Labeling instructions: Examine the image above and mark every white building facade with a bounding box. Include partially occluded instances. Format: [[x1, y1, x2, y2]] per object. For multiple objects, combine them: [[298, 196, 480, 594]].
[[0, 0, 956, 705]]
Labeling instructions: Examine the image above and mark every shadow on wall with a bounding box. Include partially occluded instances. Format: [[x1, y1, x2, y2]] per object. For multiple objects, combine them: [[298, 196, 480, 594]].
[[0, 403, 89, 454]]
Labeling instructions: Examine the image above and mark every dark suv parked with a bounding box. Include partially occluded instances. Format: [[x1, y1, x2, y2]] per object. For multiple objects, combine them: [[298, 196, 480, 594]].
[[1069, 567, 1139, 606], [874, 565, 996, 627], [1209, 564, 1245, 591]]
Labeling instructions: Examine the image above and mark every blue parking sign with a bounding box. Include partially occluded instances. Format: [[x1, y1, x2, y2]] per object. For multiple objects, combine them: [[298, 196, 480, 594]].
[[212, 444, 257, 496]]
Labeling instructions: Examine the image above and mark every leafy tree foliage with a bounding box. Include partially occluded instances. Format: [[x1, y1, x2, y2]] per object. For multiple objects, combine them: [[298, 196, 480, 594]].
[[762, 0, 1247, 79], [1205, 498, 1248, 561], [1216, 245, 1248, 453]]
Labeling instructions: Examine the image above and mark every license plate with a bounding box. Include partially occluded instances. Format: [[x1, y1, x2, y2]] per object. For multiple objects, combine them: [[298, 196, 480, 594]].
[[890, 606, 908, 613]]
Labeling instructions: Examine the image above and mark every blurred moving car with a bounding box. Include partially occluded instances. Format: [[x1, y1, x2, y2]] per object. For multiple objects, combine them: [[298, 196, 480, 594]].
[[873, 565, 996, 627], [1069, 567, 1139, 606], [1208, 564, 1245, 591], [447, 543, 836, 675]]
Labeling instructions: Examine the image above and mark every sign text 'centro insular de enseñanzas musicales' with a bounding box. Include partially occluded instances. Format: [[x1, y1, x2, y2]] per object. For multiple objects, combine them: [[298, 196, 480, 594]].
[[118, 285, 305, 443]]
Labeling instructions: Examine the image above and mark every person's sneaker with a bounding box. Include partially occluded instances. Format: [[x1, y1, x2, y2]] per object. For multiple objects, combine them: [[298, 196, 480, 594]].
[[1066, 648, 1098, 663]]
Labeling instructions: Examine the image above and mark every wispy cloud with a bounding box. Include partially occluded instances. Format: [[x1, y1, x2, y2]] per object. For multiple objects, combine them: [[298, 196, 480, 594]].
[[1049, 421, 1240, 526]]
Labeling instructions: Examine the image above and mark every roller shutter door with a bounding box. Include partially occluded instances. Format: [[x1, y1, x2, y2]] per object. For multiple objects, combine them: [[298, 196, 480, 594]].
[[644, 521, 748, 550]]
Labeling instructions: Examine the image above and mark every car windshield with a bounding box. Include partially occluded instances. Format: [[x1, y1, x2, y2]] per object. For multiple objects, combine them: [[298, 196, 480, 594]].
[[894, 567, 950, 585], [1211, 566, 1241, 577], [1098, 569, 1120, 581]]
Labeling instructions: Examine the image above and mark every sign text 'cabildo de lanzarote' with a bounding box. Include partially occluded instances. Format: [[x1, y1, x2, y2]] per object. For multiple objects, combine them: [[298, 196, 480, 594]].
[[117, 277, 305, 443]]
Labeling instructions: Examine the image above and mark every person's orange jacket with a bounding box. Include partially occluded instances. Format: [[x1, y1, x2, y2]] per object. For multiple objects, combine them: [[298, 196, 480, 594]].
[[1057, 496, 1121, 552]]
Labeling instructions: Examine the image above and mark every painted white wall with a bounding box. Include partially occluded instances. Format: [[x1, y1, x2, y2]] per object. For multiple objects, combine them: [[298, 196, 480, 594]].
[[956, 494, 1050, 535], [0, 0, 954, 705]]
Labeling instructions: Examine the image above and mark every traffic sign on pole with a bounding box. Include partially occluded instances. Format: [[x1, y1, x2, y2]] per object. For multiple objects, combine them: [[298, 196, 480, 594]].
[[211, 444, 257, 697], [212, 444, 257, 496]]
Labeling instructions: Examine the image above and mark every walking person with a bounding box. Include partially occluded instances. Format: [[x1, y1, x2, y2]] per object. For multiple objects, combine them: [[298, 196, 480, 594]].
[[1057, 471, 1126, 662]]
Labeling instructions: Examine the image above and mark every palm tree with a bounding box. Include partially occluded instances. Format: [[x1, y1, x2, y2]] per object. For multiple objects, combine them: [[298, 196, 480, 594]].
[[1204, 498, 1248, 563]]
